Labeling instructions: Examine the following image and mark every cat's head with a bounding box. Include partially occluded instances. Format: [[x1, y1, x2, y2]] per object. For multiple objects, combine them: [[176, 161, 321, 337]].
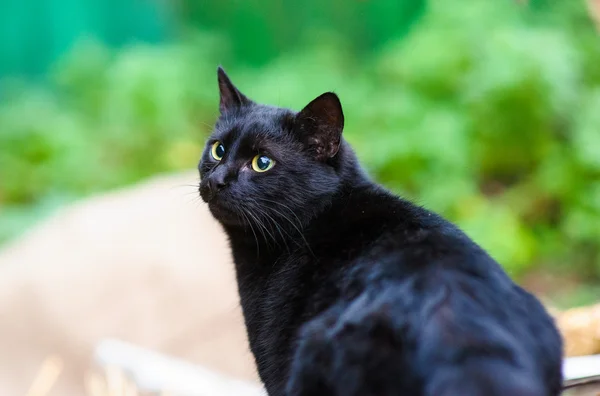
[[198, 67, 350, 228]]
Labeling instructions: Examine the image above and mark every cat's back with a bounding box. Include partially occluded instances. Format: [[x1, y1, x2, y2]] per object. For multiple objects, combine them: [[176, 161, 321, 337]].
[[286, 186, 563, 395], [312, 184, 499, 276], [320, 185, 559, 351]]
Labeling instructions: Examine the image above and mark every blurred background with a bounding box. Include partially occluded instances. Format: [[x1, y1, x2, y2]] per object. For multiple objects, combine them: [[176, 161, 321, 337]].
[[1, 0, 600, 395]]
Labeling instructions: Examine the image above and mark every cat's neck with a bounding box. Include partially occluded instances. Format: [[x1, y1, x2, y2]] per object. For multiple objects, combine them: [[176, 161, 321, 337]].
[[329, 140, 371, 187]]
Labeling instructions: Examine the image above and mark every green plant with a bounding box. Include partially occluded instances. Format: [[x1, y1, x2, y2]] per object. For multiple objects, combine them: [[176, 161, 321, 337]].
[[1, 0, 599, 295]]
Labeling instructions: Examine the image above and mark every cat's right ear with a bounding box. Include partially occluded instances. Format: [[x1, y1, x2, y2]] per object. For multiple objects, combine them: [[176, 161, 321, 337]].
[[217, 66, 251, 113], [295, 92, 344, 161]]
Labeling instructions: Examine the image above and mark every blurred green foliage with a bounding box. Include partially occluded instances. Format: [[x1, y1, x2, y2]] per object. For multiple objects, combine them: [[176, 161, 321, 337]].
[[1, 0, 600, 295], [0, 0, 169, 78], [179, 0, 424, 66]]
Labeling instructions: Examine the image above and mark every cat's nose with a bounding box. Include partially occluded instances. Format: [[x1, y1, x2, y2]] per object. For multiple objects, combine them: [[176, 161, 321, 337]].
[[202, 170, 229, 201], [208, 177, 227, 193]]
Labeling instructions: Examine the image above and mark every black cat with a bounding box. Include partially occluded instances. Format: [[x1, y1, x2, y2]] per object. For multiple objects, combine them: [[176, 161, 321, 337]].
[[198, 67, 563, 396]]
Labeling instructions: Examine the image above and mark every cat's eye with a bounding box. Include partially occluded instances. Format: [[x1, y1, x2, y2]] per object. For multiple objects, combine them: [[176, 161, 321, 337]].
[[211, 141, 225, 160], [252, 155, 275, 172]]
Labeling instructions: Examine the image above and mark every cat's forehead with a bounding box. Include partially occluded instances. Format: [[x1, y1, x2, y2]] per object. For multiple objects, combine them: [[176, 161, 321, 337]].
[[213, 105, 294, 143]]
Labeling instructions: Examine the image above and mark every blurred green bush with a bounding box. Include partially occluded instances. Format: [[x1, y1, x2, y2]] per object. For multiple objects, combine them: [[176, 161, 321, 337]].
[[1, 0, 599, 294]]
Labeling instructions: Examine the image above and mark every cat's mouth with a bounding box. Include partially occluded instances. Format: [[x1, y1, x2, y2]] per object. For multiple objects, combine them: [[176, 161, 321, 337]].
[[207, 199, 244, 225]]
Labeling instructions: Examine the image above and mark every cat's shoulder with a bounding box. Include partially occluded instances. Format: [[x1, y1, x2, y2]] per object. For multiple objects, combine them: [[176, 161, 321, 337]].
[[335, 183, 446, 229]]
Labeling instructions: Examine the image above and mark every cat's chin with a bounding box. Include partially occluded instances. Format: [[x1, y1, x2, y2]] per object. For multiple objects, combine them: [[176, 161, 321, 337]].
[[207, 201, 244, 225]]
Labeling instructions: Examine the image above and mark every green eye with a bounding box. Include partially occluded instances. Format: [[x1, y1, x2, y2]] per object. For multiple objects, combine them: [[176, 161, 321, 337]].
[[252, 155, 275, 172], [211, 141, 225, 160]]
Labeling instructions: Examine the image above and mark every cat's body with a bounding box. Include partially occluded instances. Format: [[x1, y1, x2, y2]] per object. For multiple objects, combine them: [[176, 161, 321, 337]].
[[199, 67, 563, 396]]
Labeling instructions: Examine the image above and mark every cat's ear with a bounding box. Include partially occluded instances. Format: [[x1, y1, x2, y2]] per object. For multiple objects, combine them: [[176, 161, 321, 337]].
[[217, 66, 251, 113], [295, 92, 344, 160]]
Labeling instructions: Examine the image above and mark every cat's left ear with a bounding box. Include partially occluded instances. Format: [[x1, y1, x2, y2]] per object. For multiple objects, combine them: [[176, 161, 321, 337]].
[[295, 92, 344, 161], [217, 66, 251, 113]]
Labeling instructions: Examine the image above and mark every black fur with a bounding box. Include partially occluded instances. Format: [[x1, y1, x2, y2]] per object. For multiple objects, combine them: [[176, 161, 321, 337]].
[[198, 67, 563, 396]]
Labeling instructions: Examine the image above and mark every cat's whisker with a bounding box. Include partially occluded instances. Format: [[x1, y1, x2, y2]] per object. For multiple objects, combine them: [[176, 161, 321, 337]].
[[181, 190, 202, 198], [259, 198, 305, 229], [257, 208, 292, 254], [255, 210, 284, 250], [258, 202, 313, 256], [175, 184, 201, 188], [170, 183, 201, 193], [199, 121, 215, 130], [182, 195, 204, 207], [247, 203, 309, 257], [245, 209, 275, 249], [240, 211, 260, 258], [251, 197, 304, 234], [244, 199, 276, 237]]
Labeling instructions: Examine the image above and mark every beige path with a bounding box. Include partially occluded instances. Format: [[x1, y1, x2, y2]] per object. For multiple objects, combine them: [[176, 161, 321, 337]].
[[0, 172, 258, 396]]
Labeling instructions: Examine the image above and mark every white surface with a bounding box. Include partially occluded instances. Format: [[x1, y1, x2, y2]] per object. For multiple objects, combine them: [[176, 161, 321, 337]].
[[94, 338, 265, 396], [563, 354, 600, 381]]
